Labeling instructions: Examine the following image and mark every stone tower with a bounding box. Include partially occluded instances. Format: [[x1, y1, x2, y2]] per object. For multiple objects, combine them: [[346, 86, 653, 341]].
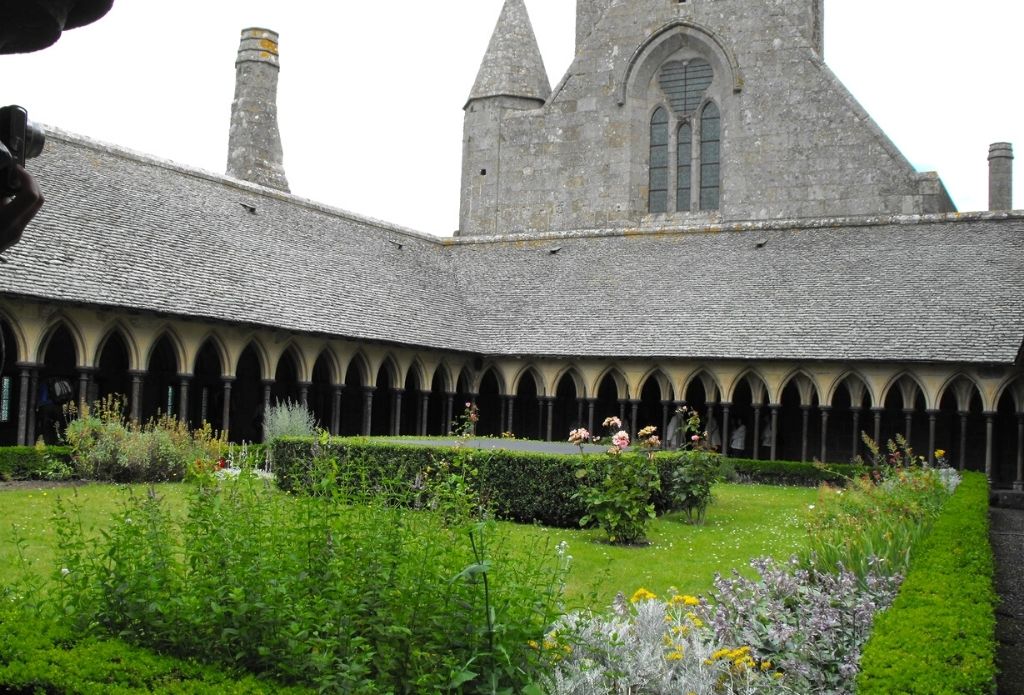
[[458, 0, 550, 237], [226, 28, 289, 192], [457, 0, 952, 237]]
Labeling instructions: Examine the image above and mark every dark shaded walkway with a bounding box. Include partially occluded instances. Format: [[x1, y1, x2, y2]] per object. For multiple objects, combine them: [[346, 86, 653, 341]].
[[992, 505, 1024, 694]]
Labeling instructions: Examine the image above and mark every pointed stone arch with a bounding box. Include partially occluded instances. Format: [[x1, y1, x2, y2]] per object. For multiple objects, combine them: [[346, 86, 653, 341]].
[[142, 331, 182, 423], [619, 19, 743, 106], [827, 371, 875, 463], [234, 337, 272, 382], [511, 364, 547, 398], [190, 332, 230, 377], [0, 307, 27, 365], [143, 326, 187, 377], [553, 364, 587, 399], [430, 361, 455, 395], [880, 371, 928, 411], [825, 370, 875, 409], [938, 372, 985, 412], [776, 370, 821, 406], [682, 367, 723, 403], [94, 321, 141, 372], [592, 365, 629, 402], [36, 314, 86, 366]]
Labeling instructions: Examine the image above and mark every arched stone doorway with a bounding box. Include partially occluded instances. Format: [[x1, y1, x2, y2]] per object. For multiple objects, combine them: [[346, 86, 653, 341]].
[[231, 344, 264, 443], [994, 389, 1019, 488], [937, 379, 985, 472], [371, 361, 398, 436], [37, 324, 78, 444], [310, 352, 337, 434], [830, 376, 872, 464], [777, 376, 820, 463], [271, 350, 301, 407], [426, 369, 449, 436], [551, 372, 581, 442], [142, 335, 178, 423], [0, 318, 21, 445], [513, 370, 542, 441], [399, 367, 423, 436], [637, 376, 665, 442], [595, 373, 622, 432], [476, 368, 503, 437], [94, 330, 131, 412], [190, 339, 224, 434], [339, 358, 367, 436]]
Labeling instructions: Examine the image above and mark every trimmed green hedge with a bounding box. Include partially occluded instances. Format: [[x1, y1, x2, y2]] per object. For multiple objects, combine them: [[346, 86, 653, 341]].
[[857, 472, 997, 694], [271, 438, 866, 528], [0, 445, 72, 481], [0, 603, 313, 694], [726, 457, 866, 486]]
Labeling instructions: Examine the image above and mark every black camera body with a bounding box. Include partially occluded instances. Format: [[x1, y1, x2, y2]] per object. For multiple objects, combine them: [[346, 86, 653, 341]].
[[0, 105, 46, 196]]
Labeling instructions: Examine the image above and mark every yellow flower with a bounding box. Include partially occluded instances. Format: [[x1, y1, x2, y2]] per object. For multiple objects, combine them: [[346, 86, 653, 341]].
[[666, 650, 684, 661], [630, 587, 657, 603], [527, 640, 539, 650], [935, 449, 946, 458], [760, 660, 773, 671]]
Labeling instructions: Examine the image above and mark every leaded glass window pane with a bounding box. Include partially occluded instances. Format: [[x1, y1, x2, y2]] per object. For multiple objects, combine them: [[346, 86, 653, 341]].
[[649, 107, 669, 213], [700, 101, 721, 211], [676, 123, 692, 212], [659, 59, 713, 115], [0, 377, 9, 423]]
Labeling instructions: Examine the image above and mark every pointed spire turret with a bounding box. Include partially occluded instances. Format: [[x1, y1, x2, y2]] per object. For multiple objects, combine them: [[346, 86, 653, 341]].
[[467, 0, 551, 107]]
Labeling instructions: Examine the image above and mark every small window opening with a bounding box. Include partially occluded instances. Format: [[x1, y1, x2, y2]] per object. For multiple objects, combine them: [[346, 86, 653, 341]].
[[480, 169, 487, 176]]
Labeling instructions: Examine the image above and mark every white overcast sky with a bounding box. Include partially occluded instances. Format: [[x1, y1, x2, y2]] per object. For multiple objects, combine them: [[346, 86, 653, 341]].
[[1, 1, 1021, 236]]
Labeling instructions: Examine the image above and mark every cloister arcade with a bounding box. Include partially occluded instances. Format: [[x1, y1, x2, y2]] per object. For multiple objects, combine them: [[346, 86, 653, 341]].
[[3, 300, 1022, 489]]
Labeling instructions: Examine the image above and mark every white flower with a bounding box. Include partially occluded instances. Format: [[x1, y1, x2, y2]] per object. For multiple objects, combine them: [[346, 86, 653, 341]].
[[60, 568, 70, 577], [808, 505, 815, 510]]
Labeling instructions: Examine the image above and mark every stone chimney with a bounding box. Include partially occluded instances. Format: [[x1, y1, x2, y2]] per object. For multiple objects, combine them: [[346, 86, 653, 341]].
[[226, 28, 289, 192], [989, 142, 1013, 211]]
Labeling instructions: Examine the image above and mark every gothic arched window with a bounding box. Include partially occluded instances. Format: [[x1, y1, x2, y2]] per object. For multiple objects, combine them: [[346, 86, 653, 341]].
[[647, 58, 721, 214], [676, 123, 692, 212], [649, 107, 669, 213], [699, 101, 721, 211]]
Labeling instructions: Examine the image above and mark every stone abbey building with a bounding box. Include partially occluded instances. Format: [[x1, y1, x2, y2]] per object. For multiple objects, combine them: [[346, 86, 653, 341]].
[[0, 1, 1021, 487]]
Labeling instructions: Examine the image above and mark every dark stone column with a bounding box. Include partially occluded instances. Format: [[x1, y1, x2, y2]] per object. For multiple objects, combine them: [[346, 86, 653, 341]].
[[500, 396, 508, 436], [819, 406, 831, 463], [506, 396, 515, 434], [545, 397, 555, 442], [332, 386, 343, 436], [179, 375, 191, 424], [393, 388, 404, 436], [586, 399, 596, 434], [129, 370, 145, 423], [537, 397, 545, 440], [800, 405, 811, 463], [16, 366, 30, 446], [752, 404, 762, 461], [903, 408, 914, 445], [985, 411, 995, 482], [661, 401, 671, 446], [362, 387, 375, 437], [618, 400, 626, 425], [872, 407, 883, 446], [221, 377, 234, 438], [851, 407, 862, 461], [298, 381, 310, 409], [419, 390, 430, 436], [577, 399, 584, 429], [444, 393, 454, 434], [958, 410, 969, 471], [1015, 414, 1024, 492], [77, 368, 91, 414], [769, 405, 779, 462], [27, 368, 38, 445], [926, 410, 939, 465], [629, 399, 640, 437], [720, 402, 732, 458], [261, 380, 273, 440]]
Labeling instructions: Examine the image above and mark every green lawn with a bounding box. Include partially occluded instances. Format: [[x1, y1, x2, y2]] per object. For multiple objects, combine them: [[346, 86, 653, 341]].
[[1, 481, 817, 610]]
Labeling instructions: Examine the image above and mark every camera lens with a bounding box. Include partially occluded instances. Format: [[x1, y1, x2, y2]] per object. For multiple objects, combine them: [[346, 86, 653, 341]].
[[23, 121, 45, 160]]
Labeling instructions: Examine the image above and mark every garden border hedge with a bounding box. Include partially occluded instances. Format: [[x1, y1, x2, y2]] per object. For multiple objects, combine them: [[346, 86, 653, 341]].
[[0, 603, 313, 694], [0, 445, 72, 481], [857, 471, 997, 694], [270, 437, 866, 528]]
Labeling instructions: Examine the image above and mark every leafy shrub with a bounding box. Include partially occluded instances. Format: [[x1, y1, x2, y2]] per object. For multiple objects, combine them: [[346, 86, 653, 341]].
[[63, 396, 226, 482], [575, 449, 661, 545], [0, 444, 72, 481], [49, 465, 568, 693], [0, 596, 312, 693], [541, 589, 787, 694], [661, 449, 721, 523], [857, 472, 997, 694], [263, 400, 318, 441], [801, 460, 957, 579], [708, 558, 901, 693]]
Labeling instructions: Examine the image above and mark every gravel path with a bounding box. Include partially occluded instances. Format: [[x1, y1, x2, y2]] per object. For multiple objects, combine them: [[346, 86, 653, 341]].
[[992, 506, 1024, 695]]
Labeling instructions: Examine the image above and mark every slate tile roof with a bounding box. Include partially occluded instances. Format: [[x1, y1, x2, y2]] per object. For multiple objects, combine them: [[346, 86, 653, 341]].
[[2, 131, 1022, 365]]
